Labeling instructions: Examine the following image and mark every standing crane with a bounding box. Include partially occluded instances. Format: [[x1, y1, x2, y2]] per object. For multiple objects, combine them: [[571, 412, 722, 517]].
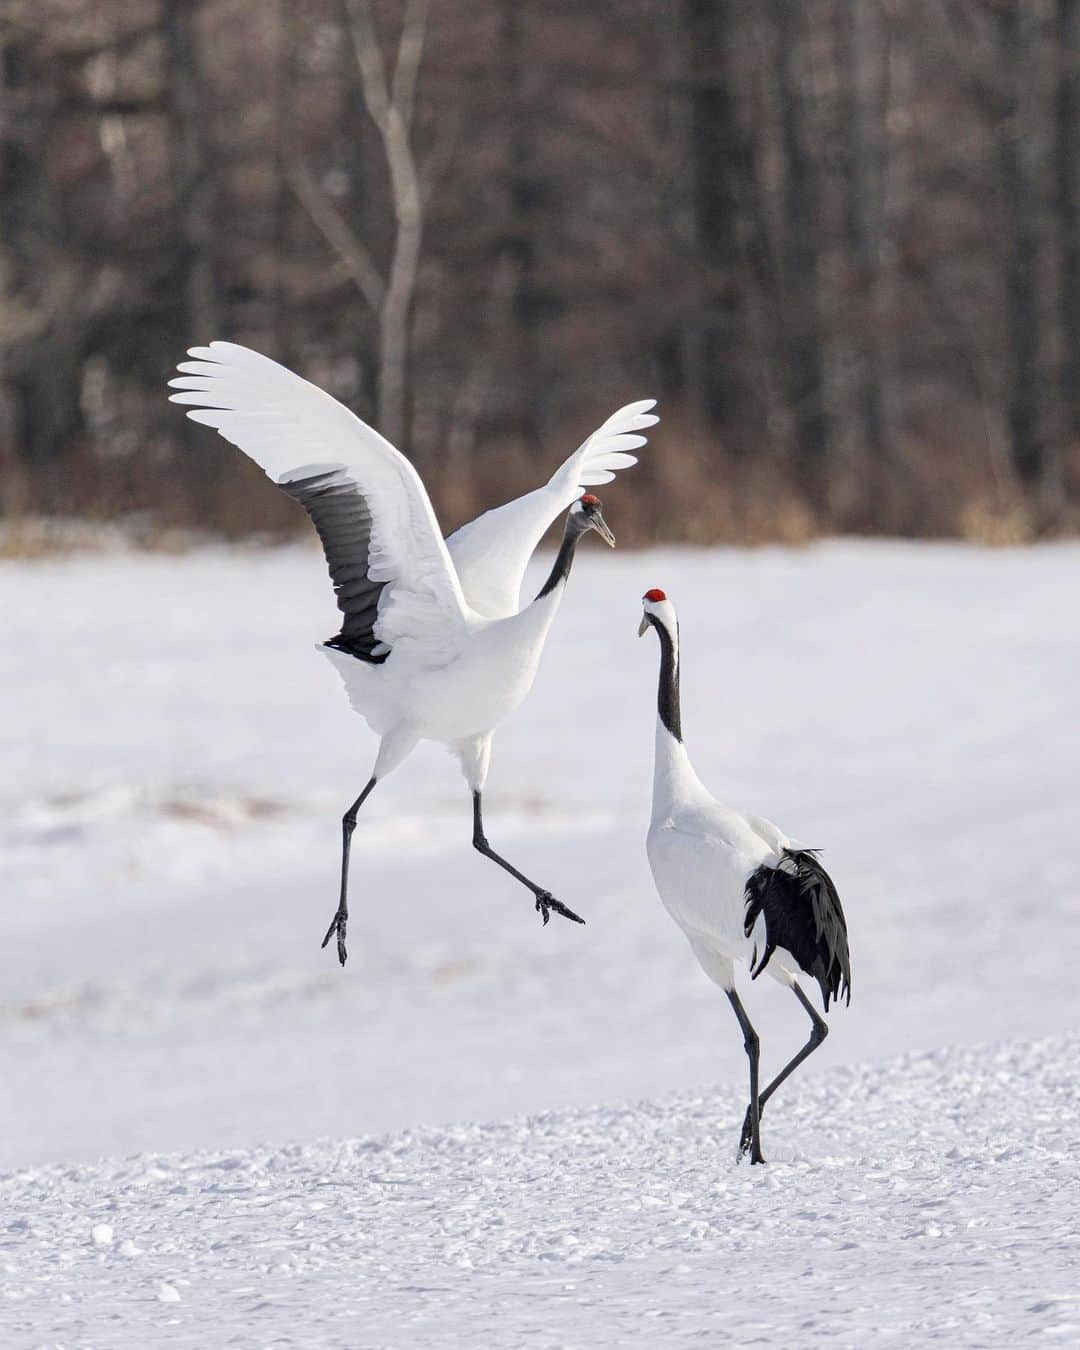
[[169, 342, 656, 963], [638, 588, 851, 1163]]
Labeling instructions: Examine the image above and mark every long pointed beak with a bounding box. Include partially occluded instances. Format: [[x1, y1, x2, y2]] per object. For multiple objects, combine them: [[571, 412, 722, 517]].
[[590, 511, 616, 548], [638, 614, 650, 637]]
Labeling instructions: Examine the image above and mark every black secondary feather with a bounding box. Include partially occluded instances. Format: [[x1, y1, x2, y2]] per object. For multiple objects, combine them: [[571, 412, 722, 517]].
[[283, 468, 390, 664], [743, 848, 852, 1009]]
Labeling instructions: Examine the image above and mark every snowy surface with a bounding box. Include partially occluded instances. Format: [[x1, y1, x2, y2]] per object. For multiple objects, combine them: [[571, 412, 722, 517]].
[[2, 539, 1079, 1344], [3, 1035, 1079, 1346]]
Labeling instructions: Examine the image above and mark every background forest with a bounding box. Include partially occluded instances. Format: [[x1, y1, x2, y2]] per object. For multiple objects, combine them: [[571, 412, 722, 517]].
[[1, 0, 1077, 543]]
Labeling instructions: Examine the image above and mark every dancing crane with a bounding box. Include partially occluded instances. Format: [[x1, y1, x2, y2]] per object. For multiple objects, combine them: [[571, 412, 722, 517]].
[[638, 588, 851, 1163], [169, 342, 656, 963]]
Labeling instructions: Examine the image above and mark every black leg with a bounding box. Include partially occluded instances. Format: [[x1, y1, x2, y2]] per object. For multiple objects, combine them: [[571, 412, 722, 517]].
[[321, 776, 377, 967], [726, 988, 765, 1165], [739, 980, 828, 1158], [471, 791, 585, 926]]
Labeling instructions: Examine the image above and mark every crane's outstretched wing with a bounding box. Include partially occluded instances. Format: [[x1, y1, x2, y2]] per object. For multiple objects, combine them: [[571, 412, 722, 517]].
[[168, 342, 469, 663], [446, 400, 657, 618]]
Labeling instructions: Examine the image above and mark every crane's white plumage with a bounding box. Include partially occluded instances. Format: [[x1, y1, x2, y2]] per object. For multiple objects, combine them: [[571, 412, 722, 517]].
[[168, 341, 656, 962], [446, 399, 657, 618], [170, 342, 469, 663], [638, 590, 851, 1164]]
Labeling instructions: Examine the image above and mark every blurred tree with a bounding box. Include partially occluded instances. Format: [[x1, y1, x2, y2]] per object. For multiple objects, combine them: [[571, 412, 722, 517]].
[[288, 0, 431, 451], [164, 0, 219, 344], [0, 0, 1077, 539], [0, 27, 84, 501], [1056, 0, 1079, 447], [683, 0, 772, 454], [837, 0, 887, 475], [770, 0, 829, 498], [995, 0, 1044, 492]]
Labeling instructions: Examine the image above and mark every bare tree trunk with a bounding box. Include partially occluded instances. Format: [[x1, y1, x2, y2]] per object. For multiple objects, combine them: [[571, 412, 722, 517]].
[[498, 0, 540, 438], [0, 30, 83, 510], [683, 0, 770, 451], [1056, 0, 1079, 445], [770, 0, 829, 495], [996, 0, 1043, 489], [334, 0, 380, 403], [269, 0, 292, 359], [376, 114, 422, 454], [838, 0, 887, 472], [163, 0, 219, 343], [332, 0, 429, 449]]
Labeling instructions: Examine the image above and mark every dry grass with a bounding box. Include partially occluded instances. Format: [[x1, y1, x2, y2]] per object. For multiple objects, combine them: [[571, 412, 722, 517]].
[[0, 514, 286, 560], [958, 499, 1038, 546], [3, 419, 1075, 558], [0, 517, 135, 560]]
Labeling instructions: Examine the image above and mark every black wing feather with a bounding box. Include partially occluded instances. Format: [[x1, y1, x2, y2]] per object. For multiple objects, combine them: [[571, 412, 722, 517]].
[[283, 468, 389, 664], [743, 848, 851, 1010]]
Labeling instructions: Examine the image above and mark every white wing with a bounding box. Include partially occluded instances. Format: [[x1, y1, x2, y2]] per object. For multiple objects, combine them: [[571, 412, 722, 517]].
[[741, 811, 792, 861], [168, 342, 469, 662], [446, 399, 657, 618]]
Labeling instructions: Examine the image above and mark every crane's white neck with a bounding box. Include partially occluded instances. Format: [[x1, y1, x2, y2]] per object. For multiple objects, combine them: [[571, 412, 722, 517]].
[[653, 719, 704, 818]]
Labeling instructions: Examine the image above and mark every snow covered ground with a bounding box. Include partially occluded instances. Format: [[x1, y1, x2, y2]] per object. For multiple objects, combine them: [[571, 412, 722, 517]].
[[4, 1035, 1078, 1347], [2, 539, 1078, 1344]]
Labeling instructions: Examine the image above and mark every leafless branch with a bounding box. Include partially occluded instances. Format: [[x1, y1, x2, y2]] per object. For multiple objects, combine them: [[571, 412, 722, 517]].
[[286, 154, 386, 313], [343, 0, 392, 129], [341, 0, 428, 447], [391, 0, 429, 132]]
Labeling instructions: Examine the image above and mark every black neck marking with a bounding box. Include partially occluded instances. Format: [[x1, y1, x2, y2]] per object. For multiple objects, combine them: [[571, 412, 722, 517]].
[[535, 514, 587, 600], [648, 614, 682, 742]]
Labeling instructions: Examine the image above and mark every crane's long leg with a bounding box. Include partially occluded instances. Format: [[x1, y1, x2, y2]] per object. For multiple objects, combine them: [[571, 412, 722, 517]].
[[726, 988, 765, 1165], [321, 776, 377, 967], [471, 792, 585, 926], [738, 980, 828, 1158]]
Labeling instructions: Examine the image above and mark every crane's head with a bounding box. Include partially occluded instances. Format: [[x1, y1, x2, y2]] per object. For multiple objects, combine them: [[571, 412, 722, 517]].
[[570, 493, 615, 547], [638, 587, 676, 636]]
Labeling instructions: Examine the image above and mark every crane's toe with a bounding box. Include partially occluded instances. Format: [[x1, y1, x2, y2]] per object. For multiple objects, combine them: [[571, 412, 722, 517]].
[[321, 910, 348, 966], [535, 892, 586, 926], [738, 1110, 753, 1158], [737, 1109, 767, 1165]]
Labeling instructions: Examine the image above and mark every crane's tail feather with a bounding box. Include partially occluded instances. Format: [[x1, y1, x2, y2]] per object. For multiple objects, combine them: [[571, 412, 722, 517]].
[[743, 850, 852, 1010]]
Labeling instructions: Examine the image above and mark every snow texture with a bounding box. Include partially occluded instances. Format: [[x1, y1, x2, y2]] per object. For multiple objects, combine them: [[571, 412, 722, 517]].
[[2, 541, 1079, 1345], [3, 1036, 1078, 1346]]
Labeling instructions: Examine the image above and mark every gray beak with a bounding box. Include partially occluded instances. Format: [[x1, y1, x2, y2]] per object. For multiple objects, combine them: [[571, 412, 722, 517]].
[[638, 613, 650, 637], [589, 510, 616, 548]]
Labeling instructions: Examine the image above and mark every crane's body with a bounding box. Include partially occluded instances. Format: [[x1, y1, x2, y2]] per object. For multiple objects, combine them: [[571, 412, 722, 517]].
[[648, 759, 789, 978], [639, 589, 851, 1164], [169, 341, 656, 962], [321, 572, 565, 748]]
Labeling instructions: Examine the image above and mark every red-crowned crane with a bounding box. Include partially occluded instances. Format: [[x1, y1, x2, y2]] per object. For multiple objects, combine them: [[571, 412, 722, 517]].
[[638, 588, 851, 1164], [168, 342, 656, 963]]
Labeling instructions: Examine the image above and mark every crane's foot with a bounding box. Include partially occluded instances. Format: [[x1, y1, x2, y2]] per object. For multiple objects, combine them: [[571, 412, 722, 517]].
[[737, 1107, 767, 1165], [321, 909, 348, 966], [535, 891, 585, 926]]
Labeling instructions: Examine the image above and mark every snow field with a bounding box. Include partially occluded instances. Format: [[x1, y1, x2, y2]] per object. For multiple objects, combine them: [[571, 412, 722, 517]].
[[3, 1035, 1078, 1347], [2, 539, 1079, 1345]]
